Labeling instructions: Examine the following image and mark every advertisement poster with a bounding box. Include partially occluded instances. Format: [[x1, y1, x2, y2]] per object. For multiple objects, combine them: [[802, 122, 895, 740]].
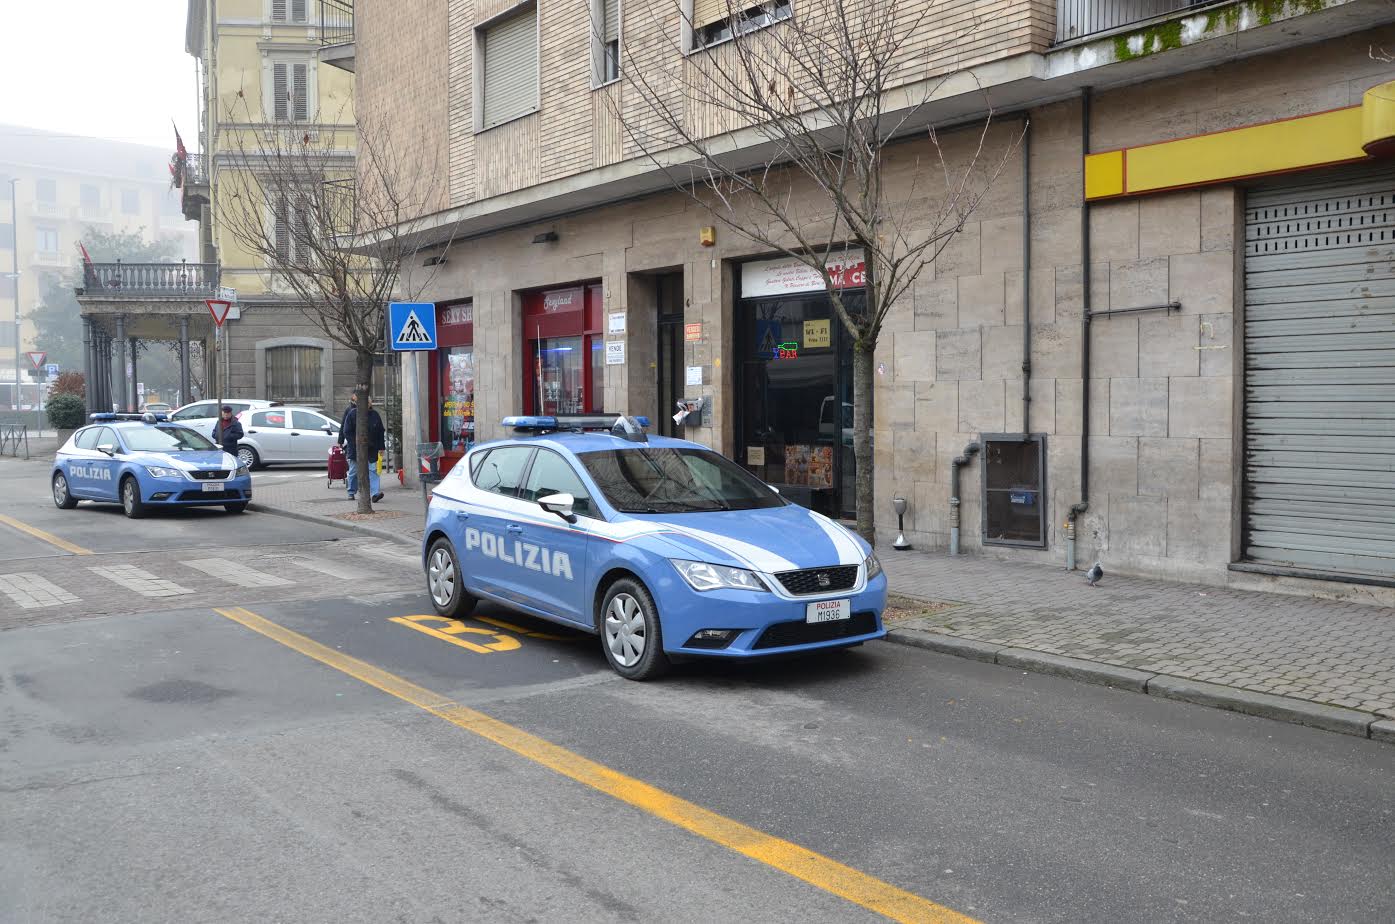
[[803, 319, 831, 349], [441, 349, 475, 451], [740, 249, 866, 297], [784, 445, 834, 489]]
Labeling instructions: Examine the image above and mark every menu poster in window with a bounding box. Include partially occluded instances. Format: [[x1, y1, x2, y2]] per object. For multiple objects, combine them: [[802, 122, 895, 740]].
[[746, 446, 766, 467], [803, 319, 831, 349], [784, 444, 833, 488]]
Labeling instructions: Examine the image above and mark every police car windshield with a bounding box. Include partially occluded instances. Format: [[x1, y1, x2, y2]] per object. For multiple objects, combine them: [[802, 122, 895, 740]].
[[578, 447, 784, 514], [122, 426, 217, 453]]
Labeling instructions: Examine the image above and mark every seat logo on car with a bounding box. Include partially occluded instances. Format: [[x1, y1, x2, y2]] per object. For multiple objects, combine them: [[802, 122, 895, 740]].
[[816, 572, 832, 589], [69, 464, 112, 481], [463, 526, 574, 580]]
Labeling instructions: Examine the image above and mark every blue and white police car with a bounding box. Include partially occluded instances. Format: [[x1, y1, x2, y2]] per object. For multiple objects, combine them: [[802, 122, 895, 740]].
[[423, 415, 887, 680], [51, 413, 253, 518]]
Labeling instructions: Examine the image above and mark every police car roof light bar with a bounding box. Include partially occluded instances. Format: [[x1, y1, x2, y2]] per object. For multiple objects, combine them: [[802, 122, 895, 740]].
[[88, 412, 169, 423], [502, 414, 651, 437]]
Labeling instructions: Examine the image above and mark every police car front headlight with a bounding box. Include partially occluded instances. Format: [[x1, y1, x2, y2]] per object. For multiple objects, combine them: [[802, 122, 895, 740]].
[[236, 464, 250, 476], [145, 465, 181, 479], [864, 551, 883, 579], [670, 559, 767, 592]]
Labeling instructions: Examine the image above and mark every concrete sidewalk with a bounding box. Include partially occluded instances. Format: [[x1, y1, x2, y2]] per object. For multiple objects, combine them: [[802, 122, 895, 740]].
[[246, 469, 1395, 744]]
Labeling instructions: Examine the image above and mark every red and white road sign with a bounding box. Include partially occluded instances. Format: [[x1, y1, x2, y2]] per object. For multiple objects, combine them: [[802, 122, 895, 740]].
[[206, 299, 233, 327], [25, 351, 46, 370]]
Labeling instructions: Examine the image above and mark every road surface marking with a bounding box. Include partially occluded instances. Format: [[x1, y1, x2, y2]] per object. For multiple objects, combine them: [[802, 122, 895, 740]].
[[472, 613, 574, 641], [353, 544, 418, 565], [285, 555, 362, 581], [183, 558, 292, 587], [89, 565, 192, 597], [0, 572, 80, 608], [0, 513, 93, 556], [213, 605, 980, 924], [388, 614, 522, 653]]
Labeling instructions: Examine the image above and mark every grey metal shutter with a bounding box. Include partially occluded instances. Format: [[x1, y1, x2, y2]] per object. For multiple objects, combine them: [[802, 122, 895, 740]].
[[292, 62, 309, 121], [1243, 163, 1395, 578], [604, 0, 619, 42], [482, 9, 538, 129], [272, 0, 288, 21], [291, 0, 307, 22]]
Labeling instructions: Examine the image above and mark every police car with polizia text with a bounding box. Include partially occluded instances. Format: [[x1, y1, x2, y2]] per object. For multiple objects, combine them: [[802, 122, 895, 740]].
[[423, 415, 887, 680], [51, 413, 253, 518]]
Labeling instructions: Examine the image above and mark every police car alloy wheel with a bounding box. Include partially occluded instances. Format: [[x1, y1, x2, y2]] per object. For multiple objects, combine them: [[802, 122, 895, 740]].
[[427, 538, 477, 618], [52, 472, 78, 509], [120, 477, 147, 519], [238, 446, 260, 470], [600, 578, 668, 681]]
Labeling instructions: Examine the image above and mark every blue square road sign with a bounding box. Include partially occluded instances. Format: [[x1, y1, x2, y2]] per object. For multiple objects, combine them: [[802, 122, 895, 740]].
[[389, 302, 437, 351]]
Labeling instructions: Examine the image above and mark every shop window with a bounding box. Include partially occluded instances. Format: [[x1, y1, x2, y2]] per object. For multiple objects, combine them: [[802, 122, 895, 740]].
[[265, 345, 323, 402], [441, 345, 475, 453], [592, 0, 620, 85], [478, 5, 539, 130], [523, 284, 605, 417], [981, 435, 1047, 548]]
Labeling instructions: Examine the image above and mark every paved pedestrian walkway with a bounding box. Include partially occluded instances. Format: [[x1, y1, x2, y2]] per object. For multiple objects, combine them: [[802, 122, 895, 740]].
[[245, 469, 1395, 739]]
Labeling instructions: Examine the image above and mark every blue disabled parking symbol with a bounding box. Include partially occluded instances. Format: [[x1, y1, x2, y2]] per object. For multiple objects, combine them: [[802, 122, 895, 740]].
[[389, 302, 437, 351]]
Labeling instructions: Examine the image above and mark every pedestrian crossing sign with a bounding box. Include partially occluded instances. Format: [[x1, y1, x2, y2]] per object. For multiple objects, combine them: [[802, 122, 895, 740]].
[[389, 302, 437, 351]]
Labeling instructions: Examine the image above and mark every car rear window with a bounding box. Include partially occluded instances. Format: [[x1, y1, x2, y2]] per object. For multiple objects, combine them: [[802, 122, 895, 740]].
[[251, 410, 286, 427]]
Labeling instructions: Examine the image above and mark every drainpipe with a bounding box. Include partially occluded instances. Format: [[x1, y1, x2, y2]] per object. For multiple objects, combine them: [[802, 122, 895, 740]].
[[1066, 87, 1093, 571], [1021, 113, 1032, 438], [949, 441, 981, 556]]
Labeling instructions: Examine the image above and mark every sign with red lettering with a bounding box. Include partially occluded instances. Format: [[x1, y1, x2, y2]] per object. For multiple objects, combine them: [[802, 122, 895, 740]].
[[540, 287, 584, 313], [740, 249, 867, 298], [684, 323, 702, 342], [441, 303, 473, 326]]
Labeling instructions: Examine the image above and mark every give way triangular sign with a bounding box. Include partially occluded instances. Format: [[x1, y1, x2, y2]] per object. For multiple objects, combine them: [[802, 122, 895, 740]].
[[25, 351, 46, 370], [206, 299, 233, 327]]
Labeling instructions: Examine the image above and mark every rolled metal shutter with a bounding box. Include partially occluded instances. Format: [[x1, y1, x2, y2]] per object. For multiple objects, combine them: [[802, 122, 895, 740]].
[[604, 0, 619, 42], [1243, 164, 1395, 578], [482, 8, 538, 129]]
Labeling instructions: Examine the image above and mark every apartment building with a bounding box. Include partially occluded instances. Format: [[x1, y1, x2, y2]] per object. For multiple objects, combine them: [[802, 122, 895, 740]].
[[352, 0, 1395, 595], [0, 127, 197, 406]]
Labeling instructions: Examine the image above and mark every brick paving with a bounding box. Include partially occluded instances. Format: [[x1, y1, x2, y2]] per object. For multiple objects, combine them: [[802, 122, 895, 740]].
[[248, 470, 1395, 721]]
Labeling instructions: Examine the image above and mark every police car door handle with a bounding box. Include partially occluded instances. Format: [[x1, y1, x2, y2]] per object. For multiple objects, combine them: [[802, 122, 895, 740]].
[[506, 524, 524, 533], [454, 510, 468, 519]]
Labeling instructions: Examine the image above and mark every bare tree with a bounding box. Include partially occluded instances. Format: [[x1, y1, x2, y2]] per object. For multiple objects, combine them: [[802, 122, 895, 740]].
[[215, 96, 453, 513], [611, 0, 1019, 539]]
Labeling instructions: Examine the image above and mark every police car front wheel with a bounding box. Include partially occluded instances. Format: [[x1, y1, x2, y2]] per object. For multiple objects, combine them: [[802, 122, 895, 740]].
[[52, 472, 78, 509], [427, 538, 477, 618], [120, 477, 147, 519], [600, 579, 669, 681]]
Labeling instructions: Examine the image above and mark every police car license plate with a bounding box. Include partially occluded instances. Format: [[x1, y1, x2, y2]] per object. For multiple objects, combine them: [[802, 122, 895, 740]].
[[806, 599, 850, 623], [201, 482, 222, 492]]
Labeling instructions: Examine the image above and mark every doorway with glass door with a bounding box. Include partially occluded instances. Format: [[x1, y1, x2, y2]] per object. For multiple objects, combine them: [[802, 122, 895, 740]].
[[654, 273, 684, 438]]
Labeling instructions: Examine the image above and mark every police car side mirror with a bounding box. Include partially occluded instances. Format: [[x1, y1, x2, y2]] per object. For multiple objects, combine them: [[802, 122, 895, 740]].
[[97, 443, 117, 456], [538, 493, 577, 524], [767, 484, 780, 495]]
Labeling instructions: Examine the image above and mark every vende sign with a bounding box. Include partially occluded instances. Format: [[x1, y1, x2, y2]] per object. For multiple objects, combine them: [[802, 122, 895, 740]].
[[741, 250, 867, 298]]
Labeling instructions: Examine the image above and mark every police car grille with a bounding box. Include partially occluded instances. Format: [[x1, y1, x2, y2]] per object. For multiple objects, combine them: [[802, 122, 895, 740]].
[[178, 489, 242, 501], [752, 612, 878, 650], [190, 470, 230, 480], [774, 565, 859, 596]]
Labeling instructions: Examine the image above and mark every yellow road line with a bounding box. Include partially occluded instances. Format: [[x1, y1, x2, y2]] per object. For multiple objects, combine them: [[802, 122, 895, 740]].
[[213, 605, 979, 924], [0, 513, 93, 556]]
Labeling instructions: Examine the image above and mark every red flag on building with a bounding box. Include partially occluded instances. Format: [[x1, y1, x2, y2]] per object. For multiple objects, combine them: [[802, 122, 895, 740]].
[[78, 241, 93, 265], [173, 121, 187, 158]]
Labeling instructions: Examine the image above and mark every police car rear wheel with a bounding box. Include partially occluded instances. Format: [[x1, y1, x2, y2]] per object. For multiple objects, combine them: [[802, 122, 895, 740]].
[[52, 472, 78, 509], [120, 477, 147, 519], [428, 539, 476, 617], [600, 579, 668, 681]]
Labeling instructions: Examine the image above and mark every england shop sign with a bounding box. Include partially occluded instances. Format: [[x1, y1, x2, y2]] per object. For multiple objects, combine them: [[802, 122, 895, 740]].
[[740, 249, 866, 298]]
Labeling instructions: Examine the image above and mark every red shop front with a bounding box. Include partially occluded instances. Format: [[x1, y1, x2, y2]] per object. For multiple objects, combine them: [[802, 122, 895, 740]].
[[522, 282, 606, 417], [428, 300, 474, 475]]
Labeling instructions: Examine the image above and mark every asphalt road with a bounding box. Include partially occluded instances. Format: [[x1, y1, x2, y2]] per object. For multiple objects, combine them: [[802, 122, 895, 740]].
[[2, 456, 1393, 923]]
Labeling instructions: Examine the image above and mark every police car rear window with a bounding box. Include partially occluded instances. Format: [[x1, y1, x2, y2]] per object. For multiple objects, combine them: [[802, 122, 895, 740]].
[[580, 447, 784, 514]]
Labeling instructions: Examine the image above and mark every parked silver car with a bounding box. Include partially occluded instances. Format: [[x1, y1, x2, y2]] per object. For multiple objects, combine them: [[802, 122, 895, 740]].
[[234, 405, 340, 469], [168, 399, 281, 439]]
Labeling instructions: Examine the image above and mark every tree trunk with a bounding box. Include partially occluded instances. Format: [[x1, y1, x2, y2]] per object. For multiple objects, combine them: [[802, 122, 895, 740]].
[[852, 339, 876, 543], [355, 349, 375, 515]]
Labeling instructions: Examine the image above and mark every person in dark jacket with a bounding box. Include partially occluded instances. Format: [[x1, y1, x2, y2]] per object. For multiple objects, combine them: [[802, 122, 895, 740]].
[[342, 397, 386, 502], [337, 393, 356, 447], [211, 406, 244, 458]]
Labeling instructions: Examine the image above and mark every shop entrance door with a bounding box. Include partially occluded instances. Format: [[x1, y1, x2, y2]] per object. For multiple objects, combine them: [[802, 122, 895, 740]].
[[655, 273, 684, 437]]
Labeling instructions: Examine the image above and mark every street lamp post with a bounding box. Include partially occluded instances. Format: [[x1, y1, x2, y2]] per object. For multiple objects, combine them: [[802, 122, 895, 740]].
[[8, 178, 18, 412]]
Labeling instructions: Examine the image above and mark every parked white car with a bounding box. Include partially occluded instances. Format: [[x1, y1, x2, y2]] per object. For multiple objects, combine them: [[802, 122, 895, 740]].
[[168, 399, 281, 439], [234, 405, 340, 469]]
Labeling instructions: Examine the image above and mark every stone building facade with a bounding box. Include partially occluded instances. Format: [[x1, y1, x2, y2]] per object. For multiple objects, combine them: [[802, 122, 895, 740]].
[[353, 0, 1395, 597]]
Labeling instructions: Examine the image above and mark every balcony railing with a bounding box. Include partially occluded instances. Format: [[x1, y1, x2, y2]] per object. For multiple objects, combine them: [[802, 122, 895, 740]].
[[1055, 0, 1227, 44], [174, 153, 208, 188], [319, 0, 353, 45], [82, 260, 219, 297]]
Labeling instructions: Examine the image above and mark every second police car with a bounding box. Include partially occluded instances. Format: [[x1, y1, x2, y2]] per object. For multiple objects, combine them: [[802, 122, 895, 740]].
[[51, 413, 253, 518], [423, 415, 887, 680]]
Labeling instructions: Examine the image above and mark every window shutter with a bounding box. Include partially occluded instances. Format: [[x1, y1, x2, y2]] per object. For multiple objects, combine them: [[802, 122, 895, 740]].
[[292, 62, 309, 121], [692, 0, 726, 29], [272, 0, 288, 21], [603, 0, 619, 43], [274, 195, 291, 260], [291, 0, 307, 22], [481, 9, 538, 129], [273, 62, 289, 121]]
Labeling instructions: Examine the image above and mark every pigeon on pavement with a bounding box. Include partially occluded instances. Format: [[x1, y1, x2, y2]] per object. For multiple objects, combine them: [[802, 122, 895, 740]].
[[1086, 562, 1104, 587]]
